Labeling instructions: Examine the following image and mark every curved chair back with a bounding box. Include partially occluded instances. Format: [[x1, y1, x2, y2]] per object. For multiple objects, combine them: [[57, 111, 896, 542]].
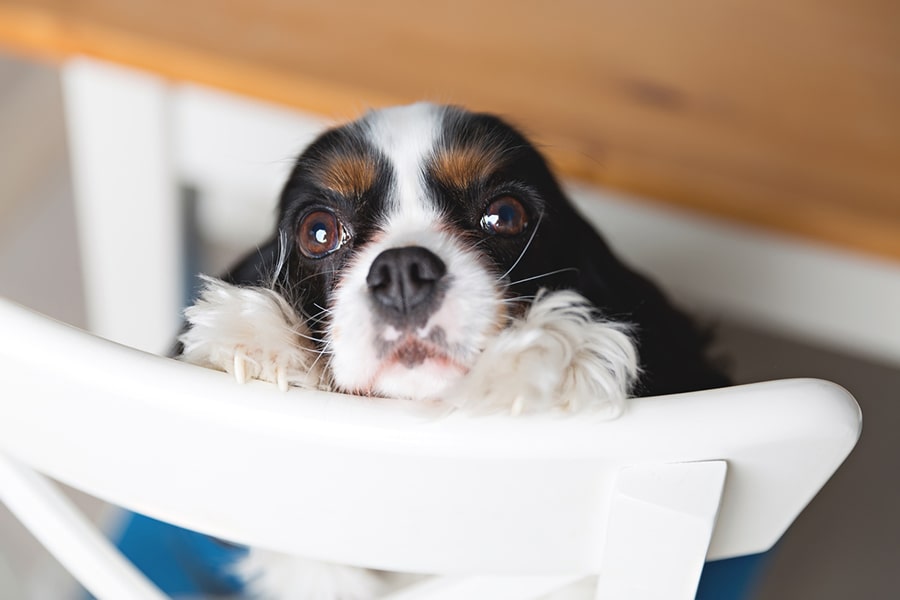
[[0, 298, 861, 599]]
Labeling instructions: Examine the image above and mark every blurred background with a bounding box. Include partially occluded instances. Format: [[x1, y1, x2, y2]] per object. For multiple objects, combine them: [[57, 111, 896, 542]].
[[0, 1, 898, 598]]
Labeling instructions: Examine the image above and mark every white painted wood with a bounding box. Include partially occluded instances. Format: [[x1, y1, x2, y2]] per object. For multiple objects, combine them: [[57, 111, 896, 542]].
[[61, 58, 182, 354], [0, 453, 166, 600], [595, 461, 727, 600], [382, 575, 583, 600], [568, 184, 900, 367], [0, 298, 861, 580], [171, 84, 326, 248]]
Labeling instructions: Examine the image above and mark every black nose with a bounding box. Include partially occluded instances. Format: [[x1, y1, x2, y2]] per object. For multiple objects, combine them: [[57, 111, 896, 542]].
[[366, 247, 447, 321]]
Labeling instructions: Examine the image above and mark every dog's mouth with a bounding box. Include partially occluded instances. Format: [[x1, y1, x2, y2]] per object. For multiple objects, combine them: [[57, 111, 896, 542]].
[[376, 326, 463, 370], [387, 338, 446, 368], [346, 326, 470, 398]]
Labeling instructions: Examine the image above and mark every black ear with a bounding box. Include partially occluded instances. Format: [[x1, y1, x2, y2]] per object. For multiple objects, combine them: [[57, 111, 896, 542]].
[[221, 237, 282, 287], [474, 115, 730, 396], [560, 202, 731, 397], [169, 237, 282, 359]]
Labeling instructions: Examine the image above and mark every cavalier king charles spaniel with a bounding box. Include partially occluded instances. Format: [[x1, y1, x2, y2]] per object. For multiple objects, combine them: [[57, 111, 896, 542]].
[[176, 102, 728, 598]]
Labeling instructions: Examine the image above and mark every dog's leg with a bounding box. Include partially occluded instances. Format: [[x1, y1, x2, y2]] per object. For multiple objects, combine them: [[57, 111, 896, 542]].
[[445, 290, 639, 415], [178, 276, 324, 390]]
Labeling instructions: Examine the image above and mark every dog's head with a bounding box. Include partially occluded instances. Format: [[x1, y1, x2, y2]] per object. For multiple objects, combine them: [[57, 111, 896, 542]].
[[259, 103, 594, 398], [226, 103, 727, 400]]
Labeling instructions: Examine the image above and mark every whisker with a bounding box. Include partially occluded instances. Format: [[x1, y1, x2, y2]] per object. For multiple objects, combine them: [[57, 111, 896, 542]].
[[304, 305, 333, 322], [288, 270, 327, 290], [497, 212, 543, 282], [293, 330, 331, 345], [504, 267, 579, 288], [467, 235, 494, 250], [293, 346, 334, 356], [308, 345, 330, 374], [305, 314, 332, 328], [313, 303, 333, 314], [270, 229, 290, 287], [500, 295, 537, 304]]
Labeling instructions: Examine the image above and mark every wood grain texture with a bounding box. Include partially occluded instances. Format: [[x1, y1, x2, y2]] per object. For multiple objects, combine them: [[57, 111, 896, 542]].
[[0, 0, 898, 260]]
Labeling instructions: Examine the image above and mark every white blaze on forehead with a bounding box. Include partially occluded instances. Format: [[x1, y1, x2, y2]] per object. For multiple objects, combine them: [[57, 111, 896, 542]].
[[364, 103, 443, 222], [327, 103, 503, 400]]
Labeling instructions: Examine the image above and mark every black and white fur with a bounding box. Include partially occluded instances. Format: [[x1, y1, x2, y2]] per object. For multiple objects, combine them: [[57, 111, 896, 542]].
[[178, 103, 728, 598]]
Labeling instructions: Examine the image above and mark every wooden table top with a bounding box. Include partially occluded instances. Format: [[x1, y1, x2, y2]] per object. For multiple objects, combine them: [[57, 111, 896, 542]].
[[1, 0, 898, 261]]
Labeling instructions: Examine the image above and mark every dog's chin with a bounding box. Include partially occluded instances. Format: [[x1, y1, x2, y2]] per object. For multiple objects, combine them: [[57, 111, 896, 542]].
[[359, 341, 470, 401], [370, 361, 466, 401]]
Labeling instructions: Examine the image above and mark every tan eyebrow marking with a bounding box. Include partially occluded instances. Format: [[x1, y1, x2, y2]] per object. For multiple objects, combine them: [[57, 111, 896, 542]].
[[430, 143, 505, 189], [317, 152, 377, 197]]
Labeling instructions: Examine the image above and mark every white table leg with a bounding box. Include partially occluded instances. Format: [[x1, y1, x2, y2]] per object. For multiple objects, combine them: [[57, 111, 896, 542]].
[[595, 461, 727, 600], [61, 58, 182, 354]]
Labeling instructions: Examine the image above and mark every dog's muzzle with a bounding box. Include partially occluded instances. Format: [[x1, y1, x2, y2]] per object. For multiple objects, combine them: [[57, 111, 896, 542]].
[[366, 246, 447, 326]]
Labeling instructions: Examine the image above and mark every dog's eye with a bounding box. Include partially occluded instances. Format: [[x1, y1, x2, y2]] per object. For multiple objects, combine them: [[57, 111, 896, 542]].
[[481, 196, 528, 236], [297, 210, 347, 258]]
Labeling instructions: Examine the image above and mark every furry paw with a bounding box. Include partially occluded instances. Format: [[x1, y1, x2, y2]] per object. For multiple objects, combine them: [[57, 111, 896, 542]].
[[444, 290, 639, 416], [234, 550, 384, 600], [178, 276, 324, 391]]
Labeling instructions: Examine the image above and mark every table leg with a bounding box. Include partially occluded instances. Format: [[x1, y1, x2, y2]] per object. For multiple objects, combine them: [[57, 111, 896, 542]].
[[61, 57, 182, 354]]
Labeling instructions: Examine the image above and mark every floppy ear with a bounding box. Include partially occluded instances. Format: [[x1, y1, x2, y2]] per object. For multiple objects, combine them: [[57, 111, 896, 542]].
[[479, 122, 729, 397], [559, 199, 731, 397], [168, 237, 283, 358], [221, 236, 282, 287]]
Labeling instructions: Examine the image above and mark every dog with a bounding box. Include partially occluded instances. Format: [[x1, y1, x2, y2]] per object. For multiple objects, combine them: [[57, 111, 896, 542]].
[[177, 102, 729, 598]]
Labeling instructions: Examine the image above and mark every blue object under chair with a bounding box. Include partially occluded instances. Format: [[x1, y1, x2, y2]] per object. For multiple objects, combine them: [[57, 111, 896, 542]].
[[697, 552, 768, 600], [113, 511, 769, 599], [114, 512, 246, 597]]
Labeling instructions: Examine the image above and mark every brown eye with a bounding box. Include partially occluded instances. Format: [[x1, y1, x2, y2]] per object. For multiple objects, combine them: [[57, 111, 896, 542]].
[[481, 196, 528, 236], [297, 210, 347, 258]]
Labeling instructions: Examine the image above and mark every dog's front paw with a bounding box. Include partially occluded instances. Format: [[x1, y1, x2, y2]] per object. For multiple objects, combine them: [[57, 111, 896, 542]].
[[445, 290, 639, 416], [178, 276, 324, 391]]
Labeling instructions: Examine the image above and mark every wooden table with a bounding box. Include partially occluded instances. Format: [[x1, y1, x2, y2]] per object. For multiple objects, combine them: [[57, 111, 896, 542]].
[[1, 0, 898, 260]]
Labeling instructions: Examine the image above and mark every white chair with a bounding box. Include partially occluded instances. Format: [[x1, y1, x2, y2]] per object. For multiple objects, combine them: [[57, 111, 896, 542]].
[[0, 297, 862, 600]]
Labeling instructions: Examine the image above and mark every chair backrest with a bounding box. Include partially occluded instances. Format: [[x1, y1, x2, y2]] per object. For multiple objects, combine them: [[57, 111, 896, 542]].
[[0, 297, 861, 577]]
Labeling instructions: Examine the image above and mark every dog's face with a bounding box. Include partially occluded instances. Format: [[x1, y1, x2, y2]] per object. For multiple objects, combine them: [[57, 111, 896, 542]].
[[205, 103, 727, 402], [270, 103, 595, 400]]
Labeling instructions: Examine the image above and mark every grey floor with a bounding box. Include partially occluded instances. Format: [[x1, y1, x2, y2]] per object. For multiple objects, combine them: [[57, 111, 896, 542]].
[[1, 54, 898, 598], [716, 325, 900, 598]]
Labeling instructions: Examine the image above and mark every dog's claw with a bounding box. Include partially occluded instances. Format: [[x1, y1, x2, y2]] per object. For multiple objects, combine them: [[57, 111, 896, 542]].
[[276, 366, 289, 392], [234, 354, 247, 384], [510, 396, 524, 416]]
